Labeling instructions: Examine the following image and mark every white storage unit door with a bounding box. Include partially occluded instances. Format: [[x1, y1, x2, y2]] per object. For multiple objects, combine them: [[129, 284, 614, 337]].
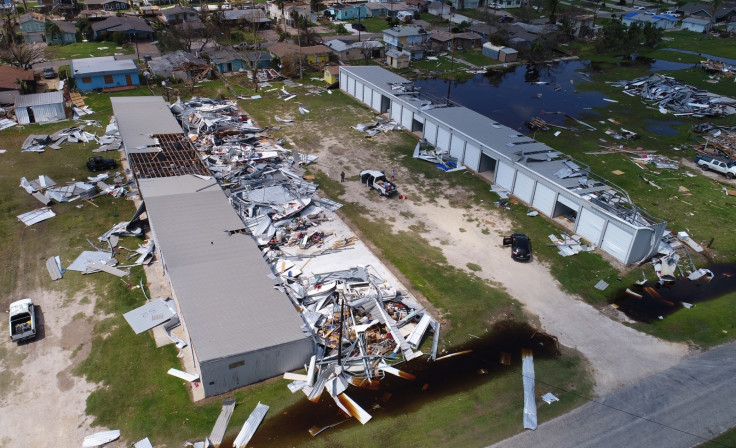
[[362, 85, 372, 105], [371, 91, 382, 111], [531, 182, 555, 216], [512, 171, 534, 203], [600, 220, 634, 263], [449, 135, 465, 162], [355, 81, 364, 102], [464, 142, 481, 170], [436, 127, 451, 151], [577, 208, 606, 245], [495, 161, 515, 190], [391, 101, 402, 123], [347, 77, 356, 97], [340, 73, 348, 91], [401, 107, 414, 129], [424, 120, 438, 145]]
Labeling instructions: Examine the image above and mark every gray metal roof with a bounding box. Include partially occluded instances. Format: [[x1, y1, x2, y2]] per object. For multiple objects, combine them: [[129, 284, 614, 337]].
[[138, 175, 309, 362], [14, 91, 64, 107], [340, 65, 412, 87], [70, 56, 138, 77], [111, 96, 184, 153]]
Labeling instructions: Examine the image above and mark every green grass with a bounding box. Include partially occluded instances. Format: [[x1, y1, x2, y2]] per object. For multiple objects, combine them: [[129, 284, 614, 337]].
[[697, 425, 736, 447], [345, 17, 392, 33], [45, 41, 135, 60]]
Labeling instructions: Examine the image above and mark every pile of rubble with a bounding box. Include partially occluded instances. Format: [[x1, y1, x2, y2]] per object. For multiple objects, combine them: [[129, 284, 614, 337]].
[[691, 122, 736, 160], [351, 119, 399, 139], [615, 74, 736, 117], [19, 118, 121, 153], [166, 97, 437, 426]]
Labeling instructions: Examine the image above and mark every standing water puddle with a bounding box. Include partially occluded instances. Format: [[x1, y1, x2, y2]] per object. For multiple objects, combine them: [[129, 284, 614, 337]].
[[614, 264, 736, 322], [222, 321, 558, 446]]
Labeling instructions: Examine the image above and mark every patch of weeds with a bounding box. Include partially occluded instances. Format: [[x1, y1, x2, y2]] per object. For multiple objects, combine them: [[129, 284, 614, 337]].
[[439, 239, 450, 245], [80, 296, 91, 305], [466, 263, 482, 272], [459, 228, 467, 233], [482, 228, 490, 235], [388, 217, 396, 222], [399, 210, 415, 219], [71, 343, 83, 359], [73, 311, 85, 320], [409, 221, 429, 233]]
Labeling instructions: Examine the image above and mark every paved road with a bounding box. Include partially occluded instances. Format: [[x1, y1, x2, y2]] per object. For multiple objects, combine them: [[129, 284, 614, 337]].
[[490, 342, 736, 448]]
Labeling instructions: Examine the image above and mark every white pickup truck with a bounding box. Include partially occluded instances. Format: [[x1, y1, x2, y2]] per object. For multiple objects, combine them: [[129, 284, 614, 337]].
[[696, 155, 736, 179], [9, 298, 36, 342]]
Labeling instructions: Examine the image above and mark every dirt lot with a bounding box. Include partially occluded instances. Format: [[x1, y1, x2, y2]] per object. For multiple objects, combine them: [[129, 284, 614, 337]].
[[311, 131, 691, 396]]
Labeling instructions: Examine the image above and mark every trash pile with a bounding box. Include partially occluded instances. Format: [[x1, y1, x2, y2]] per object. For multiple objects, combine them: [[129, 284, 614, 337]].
[[412, 140, 464, 172], [547, 233, 595, 257], [18, 119, 121, 153], [700, 59, 735, 78], [691, 122, 736, 161], [351, 119, 399, 139], [615, 74, 736, 117]]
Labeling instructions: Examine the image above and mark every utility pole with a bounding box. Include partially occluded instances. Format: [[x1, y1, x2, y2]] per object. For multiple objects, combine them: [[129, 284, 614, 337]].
[[446, 37, 455, 101]]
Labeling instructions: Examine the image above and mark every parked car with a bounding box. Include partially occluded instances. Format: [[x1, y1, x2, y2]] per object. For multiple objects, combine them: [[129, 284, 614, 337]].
[[43, 67, 55, 79], [351, 23, 366, 32], [633, 6, 646, 10], [503, 233, 532, 261], [696, 155, 736, 179], [9, 298, 36, 342], [86, 156, 117, 172], [360, 170, 398, 197]]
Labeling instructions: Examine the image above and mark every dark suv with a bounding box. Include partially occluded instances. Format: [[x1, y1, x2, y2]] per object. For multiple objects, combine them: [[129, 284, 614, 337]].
[[87, 156, 117, 171], [503, 233, 532, 261]]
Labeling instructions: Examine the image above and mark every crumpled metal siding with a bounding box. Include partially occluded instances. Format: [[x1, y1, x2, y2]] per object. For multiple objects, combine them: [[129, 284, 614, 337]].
[[522, 348, 538, 430]]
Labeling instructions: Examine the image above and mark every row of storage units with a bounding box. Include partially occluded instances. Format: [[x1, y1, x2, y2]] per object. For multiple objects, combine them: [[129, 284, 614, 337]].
[[339, 66, 665, 265]]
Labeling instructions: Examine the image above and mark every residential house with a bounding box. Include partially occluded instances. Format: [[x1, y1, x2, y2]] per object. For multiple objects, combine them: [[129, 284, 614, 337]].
[[210, 47, 271, 73], [505, 23, 545, 47], [715, 4, 736, 22], [84, 0, 129, 10], [622, 12, 679, 29], [365, 1, 388, 17], [268, 1, 310, 28], [92, 16, 155, 40], [383, 2, 417, 18], [46, 20, 77, 45], [487, 0, 522, 8], [14, 91, 66, 124], [325, 3, 369, 20], [558, 13, 595, 37], [221, 8, 271, 28], [0, 65, 34, 105], [147, 50, 207, 81], [71, 56, 140, 91], [405, 0, 429, 13], [675, 2, 711, 18], [681, 16, 712, 32], [324, 38, 383, 61], [159, 5, 200, 25], [382, 25, 430, 60], [19, 12, 45, 44], [468, 23, 500, 42], [447, 0, 480, 10], [429, 30, 481, 51], [324, 65, 339, 85], [427, 2, 450, 16], [386, 48, 410, 68], [269, 42, 332, 65], [481, 42, 517, 62]]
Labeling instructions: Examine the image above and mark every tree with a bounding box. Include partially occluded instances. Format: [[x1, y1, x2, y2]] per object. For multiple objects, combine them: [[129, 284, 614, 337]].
[[310, 0, 322, 14], [0, 41, 46, 68], [275, 0, 286, 33], [45, 21, 62, 44], [77, 17, 93, 41], [547, 0, 559, 24]]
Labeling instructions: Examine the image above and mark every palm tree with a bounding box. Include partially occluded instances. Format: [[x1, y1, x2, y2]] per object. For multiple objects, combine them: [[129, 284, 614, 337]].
[[275, 0, 286, 33]]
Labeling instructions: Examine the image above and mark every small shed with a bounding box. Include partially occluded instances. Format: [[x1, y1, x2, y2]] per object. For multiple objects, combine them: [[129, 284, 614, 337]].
[[386, 48, 410, 69], [14, 91, 66, 125], [482, 42, 517, 62], [681, 16, 712, 33], [324, 65, 340, 85]]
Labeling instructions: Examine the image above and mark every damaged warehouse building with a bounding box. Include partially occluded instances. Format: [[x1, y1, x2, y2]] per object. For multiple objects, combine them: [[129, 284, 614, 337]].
[[339, 66, 666, 265], [111, 96, 312, 397]]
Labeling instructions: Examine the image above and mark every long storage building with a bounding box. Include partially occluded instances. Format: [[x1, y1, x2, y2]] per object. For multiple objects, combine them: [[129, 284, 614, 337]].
[[111, 96, 311, 397], [339, 66, 666, 265]]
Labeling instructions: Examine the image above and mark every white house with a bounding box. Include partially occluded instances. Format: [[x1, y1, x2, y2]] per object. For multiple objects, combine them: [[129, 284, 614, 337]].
[[681, 16, 711, 33]]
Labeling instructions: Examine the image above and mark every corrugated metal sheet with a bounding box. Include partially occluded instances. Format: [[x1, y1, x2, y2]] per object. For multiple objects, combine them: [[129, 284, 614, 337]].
[[30, 103, 66, 123], [123, 299, 176, 334], [522, 348, 537, 430], [209, 397, 236, 447], [233, 402, 269, 448], [14, 91, 64, 108], [110, 96, 184, 154], [15, 107, 30, 125], [70, 56, 137, 77], [133, 438, 154, 448], [17, 207, 55, 226], [82, 430, 120, 447]]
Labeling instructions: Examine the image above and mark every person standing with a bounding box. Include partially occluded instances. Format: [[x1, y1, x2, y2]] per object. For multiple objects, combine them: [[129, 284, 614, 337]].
[[391, 169, 396, 181], [340, 171, 345, 183]]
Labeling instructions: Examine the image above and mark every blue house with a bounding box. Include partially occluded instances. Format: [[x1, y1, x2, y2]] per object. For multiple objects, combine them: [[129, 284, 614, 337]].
[[622, 12, 679, 29], [325, 3, 368, 20], [46, 20, 78, 45], [71, 56, 140, 92], [210, 47, 273, 74]]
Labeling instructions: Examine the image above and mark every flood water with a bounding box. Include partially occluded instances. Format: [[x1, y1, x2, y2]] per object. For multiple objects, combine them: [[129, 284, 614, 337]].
[[644, 118, 683, 136], [415, 60, 608, 131], [613, 264, 736, 322], [662, 48, 736, 66], [225, 321, 558, 446]]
